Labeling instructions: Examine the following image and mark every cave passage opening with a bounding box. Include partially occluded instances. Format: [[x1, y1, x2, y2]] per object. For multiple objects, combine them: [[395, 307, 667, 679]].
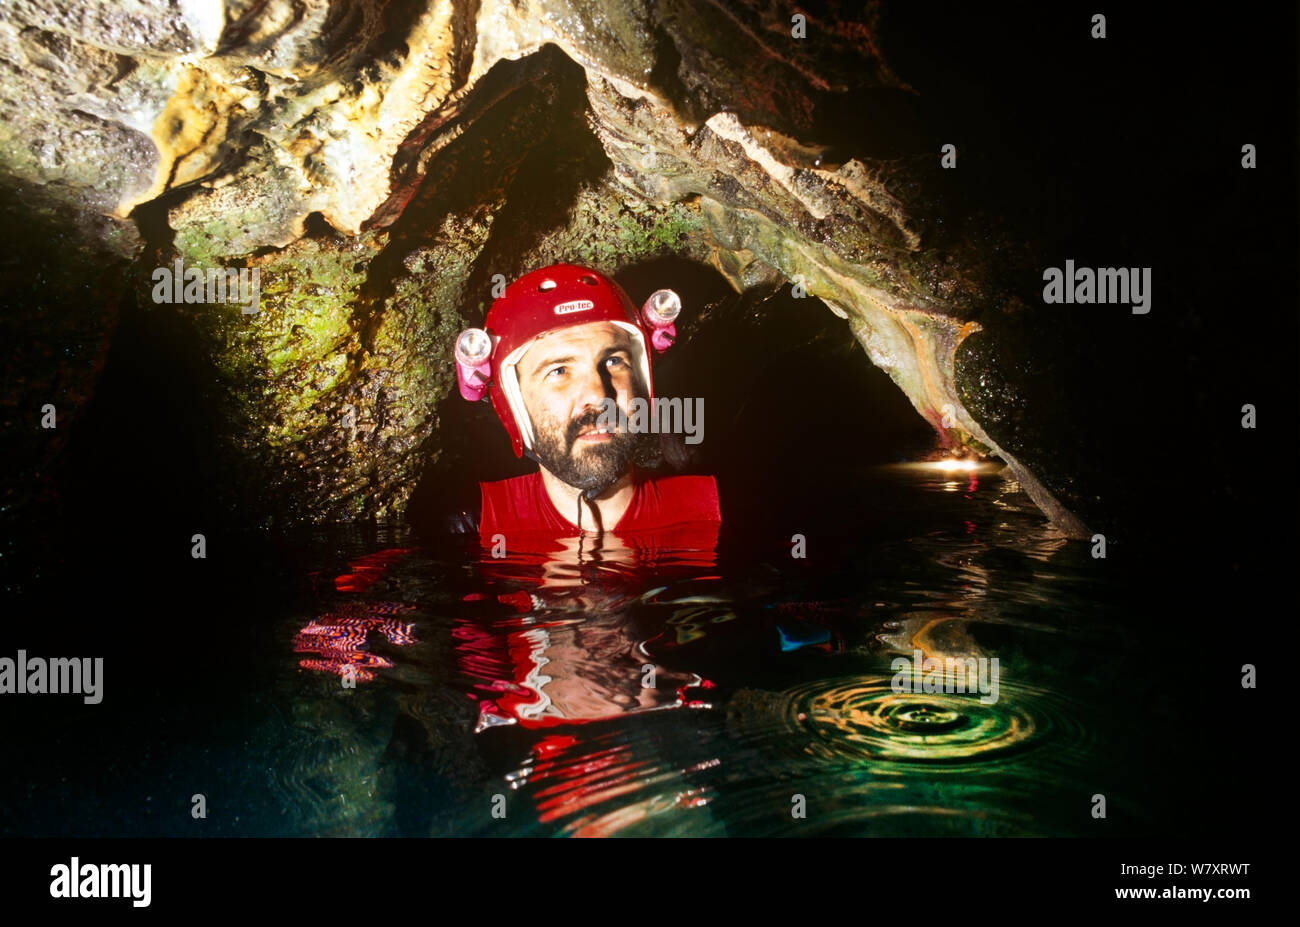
[[408, 254, 939, 545]]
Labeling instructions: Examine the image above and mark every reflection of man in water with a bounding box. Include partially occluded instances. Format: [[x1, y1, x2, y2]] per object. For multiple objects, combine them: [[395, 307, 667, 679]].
[[454, 263, 720, 549]]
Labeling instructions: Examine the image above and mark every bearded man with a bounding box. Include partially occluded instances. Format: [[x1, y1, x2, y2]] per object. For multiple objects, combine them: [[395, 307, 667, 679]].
[[453, 263, 720, 544]]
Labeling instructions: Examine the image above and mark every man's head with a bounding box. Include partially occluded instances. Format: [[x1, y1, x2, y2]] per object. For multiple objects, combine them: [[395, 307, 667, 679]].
[[516, 321, 660, 494], [456, 263, 680, 491]]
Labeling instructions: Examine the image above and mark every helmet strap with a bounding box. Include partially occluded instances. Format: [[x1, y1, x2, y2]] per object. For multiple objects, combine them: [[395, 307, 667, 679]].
[[576, 486, 605, 546]]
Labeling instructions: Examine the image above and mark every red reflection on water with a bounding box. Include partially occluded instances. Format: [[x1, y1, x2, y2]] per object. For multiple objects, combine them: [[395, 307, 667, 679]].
[[295, 546, 420, 680], [453, 611, 716, 731], [531, 743, 651, 823], [334, 547, 415, 593], [293, 601, 418, 680], [296, 524, 723, 725]]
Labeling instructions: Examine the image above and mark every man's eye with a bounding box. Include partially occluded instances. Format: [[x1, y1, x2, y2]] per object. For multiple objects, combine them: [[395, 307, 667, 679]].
[[546, 366, 566, 378], [605, 356, 626, 368]]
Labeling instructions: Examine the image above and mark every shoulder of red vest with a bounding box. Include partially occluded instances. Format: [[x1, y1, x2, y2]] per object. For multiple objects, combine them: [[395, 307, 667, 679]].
[[645, 473, 720, 518], [480, 471, 538, 498]]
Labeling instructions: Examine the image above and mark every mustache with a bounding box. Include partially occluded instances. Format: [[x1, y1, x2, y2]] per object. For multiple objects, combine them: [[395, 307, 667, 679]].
[[565, 406, 613, 447]]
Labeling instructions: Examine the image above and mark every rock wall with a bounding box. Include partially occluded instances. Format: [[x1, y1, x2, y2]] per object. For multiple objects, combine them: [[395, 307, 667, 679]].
[[0, 0, 1090, 536]]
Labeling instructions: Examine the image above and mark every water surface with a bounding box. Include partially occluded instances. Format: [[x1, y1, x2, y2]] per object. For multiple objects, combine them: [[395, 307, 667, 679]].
[[1, 462, 1178, 837]]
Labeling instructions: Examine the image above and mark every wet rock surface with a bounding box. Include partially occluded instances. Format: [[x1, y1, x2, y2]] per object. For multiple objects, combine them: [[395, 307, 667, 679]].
[[1, 0, 1094, 539]]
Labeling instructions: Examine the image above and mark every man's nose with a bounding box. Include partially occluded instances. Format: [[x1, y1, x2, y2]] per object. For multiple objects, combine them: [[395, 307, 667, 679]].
[[572, 362, 615, 410]]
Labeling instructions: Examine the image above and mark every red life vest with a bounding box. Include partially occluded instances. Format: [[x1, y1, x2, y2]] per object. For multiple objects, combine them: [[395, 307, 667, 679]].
[[479, 469, 720, 552]]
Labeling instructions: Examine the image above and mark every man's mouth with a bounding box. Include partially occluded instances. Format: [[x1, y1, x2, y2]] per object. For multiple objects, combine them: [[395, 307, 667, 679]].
[[573, 423, 617, 443]]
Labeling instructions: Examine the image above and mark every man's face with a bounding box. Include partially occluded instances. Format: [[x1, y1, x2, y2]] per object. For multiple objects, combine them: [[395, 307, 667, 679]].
[[517, 321, 657, 493]]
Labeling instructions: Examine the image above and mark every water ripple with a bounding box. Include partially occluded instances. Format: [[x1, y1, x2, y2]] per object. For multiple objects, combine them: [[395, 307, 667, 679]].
[[728, 671, 1095, 772]]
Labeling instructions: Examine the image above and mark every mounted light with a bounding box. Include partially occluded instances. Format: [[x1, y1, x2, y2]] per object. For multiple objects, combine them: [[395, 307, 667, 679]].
[[643, 289, 681, 324], [641, 289, 680, 353], [455, 327, 492, 367], [455, 328, 493, 401]]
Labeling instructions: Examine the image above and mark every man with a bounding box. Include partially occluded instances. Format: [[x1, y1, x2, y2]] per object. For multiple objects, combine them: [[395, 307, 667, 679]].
[[454, 263, 720, 551]]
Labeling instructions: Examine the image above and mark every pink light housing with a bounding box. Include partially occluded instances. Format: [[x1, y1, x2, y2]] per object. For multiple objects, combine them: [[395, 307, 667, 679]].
[[641, 288, 680, 353], [455, 327, 493, 401]]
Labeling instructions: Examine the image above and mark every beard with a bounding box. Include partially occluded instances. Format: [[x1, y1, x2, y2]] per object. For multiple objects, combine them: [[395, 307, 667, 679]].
[[531, 403, 662, 496]]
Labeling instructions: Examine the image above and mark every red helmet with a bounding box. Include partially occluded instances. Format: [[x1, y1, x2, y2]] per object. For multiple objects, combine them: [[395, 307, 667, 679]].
[[457, 263, 670, 458]]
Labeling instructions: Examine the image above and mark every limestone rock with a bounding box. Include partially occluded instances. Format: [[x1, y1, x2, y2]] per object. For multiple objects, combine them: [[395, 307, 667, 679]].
[[0, 0, 1090, 536]]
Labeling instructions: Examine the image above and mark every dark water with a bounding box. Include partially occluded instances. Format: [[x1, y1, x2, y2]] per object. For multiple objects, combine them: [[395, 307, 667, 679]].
[[5, 460, 1213, 838]]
